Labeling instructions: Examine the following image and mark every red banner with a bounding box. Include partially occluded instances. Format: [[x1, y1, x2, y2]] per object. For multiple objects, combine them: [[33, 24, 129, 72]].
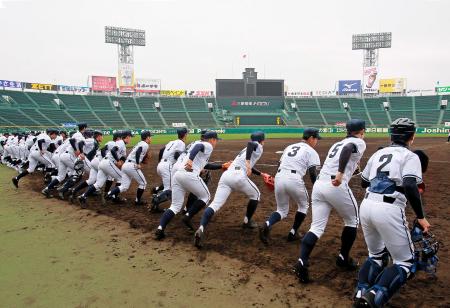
[[92, 76, 116, 92]]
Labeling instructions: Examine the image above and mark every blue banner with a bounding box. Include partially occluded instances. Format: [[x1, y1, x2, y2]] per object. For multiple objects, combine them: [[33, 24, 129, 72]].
[[338, 80, 361, 95], [0, 80, 23, 89]]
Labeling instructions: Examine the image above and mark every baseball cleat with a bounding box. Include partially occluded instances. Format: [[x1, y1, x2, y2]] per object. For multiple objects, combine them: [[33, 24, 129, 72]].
[[41, 188, 51, 198], [68, 193, 75, 204], [155, 229, 166, 240], [101, 193, 107, 206], [78, 196, 88, 208], [12, 177, 19, 188], [336, 256, 359, 271], [150, 202, 164, 213], [242, 219, 258, 229], [287, 231, 301, 242], [182, 215, 194, 231], [358, 290, 376, 308], [57, 191, 65, 200], [293, 260, 310, 283], [194, 228, 204, 248], [134, 200, 148, 207], [259, 224, 271, 244]]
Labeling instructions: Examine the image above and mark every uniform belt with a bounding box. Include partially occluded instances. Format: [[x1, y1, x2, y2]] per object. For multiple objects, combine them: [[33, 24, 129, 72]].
[[163, 159, 168, 162], [127, 160, 134, 163], [365, 192, 400, 205], [186, 169, 193, 173], [277, 169, 296, 174], [234, 166, 241, 170]]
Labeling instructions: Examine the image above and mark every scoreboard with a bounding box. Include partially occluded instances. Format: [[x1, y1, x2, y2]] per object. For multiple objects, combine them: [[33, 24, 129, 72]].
[[216, 68, 284, 98]]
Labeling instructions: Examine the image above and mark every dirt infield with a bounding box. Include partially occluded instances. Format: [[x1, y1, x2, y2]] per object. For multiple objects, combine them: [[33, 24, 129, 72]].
[[20, 137, 450, 307]]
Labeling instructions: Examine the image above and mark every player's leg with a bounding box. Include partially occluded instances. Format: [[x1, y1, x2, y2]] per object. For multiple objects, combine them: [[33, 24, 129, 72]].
[[12, 152, 37, 187], [155, 172, 187, 239], [132, 168, 147, 205], [259, 176, 288, 244], [43, 153, 70, 196], [294, 183, 331, 283], [354, 199, 389, 305], [152, 162, 172, 210], [288, 182, 309, 241], [232, 174, 260, 228], [360, 205, 414, 307], [181, 173, 212, 230], [330, 184, 359, 268]]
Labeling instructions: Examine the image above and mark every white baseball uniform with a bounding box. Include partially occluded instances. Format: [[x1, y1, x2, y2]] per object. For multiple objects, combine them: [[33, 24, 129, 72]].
[[94, 139, 126, 190], [169, 141, 214, 214], [274, 142, 320, 219], [56, 133, 85, 182], [208, 141, 263, 213], [309, 136, 366, 238], [360, 145, 422, 268], [27, 133, 55, 173], [119, 141, 149, 192], [157, 139, 186, 191]]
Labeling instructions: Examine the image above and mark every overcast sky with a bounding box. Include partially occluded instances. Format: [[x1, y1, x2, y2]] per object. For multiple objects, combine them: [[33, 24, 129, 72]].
[[1, 0, 449, 91]]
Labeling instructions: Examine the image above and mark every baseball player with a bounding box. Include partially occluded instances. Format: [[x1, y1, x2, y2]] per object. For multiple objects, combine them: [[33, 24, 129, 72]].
[[155, 131, 221, 240], [0, 133, 6, 162], [259, 128, 321, 245], [193, 131, 266, 248], [56, 130, 102, 199], [151, 128, 188, 209], [12, 129, 59, 188], [105, 130, 152, 206], [353, 118, 431, 307], [78, 130, 132, 207], [41, 125, 88, 197], [69, 130, 119, 202], [294, 119, 366, 283]]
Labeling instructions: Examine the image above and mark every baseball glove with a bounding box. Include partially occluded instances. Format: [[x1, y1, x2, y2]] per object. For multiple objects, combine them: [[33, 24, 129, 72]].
[[261, 173, 275, 191], [418, 182, 426, 194], [116, 160, 124, 170], [74, 159, 85, 176], [413, 150, 429, 173], [142, 153, 150, 164], [200, 169, 212, 185], [222, 161, 232, 170]]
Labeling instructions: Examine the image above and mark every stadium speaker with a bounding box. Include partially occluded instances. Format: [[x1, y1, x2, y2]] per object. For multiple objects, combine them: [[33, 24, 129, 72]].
[[291, 103, 297, 111], [383, 101, 390, 111], [342, 102, 349, 111], [207, 102, 213, 112], [441, 100, 448, 109], [155, 102, 160, 110], [112, 100, 120, 111]]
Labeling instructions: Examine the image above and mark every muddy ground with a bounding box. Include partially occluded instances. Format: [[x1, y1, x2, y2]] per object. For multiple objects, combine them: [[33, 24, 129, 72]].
[[22, 137, 450, 307]]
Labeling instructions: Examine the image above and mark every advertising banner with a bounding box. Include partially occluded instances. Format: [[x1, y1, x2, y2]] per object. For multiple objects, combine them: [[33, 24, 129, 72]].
[[92, 76, 116, 92], [338, 80, 361, 95], [363, 66, 378, 93], [24, 83, 57, 91], [58, 85, 90, 94], [160, 90, 186, 97], [217, 97, 284, 110], [312, 90, 336, 97], [187, 90, 214, 97], [436, 86, 450, 94], [285, 91, 312, 97], [135, 78, 160, 93], [379, 78, 406, 93], [0, 80, 23, 89], [118, 62, 134, 92]]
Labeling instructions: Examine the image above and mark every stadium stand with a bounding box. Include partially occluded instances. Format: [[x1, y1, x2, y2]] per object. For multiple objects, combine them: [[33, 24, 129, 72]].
[[0, 89, 446, 129]]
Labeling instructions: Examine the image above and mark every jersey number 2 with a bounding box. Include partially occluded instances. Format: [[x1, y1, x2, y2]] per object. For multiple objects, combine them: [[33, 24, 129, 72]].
[[376, 154, 393, 173]]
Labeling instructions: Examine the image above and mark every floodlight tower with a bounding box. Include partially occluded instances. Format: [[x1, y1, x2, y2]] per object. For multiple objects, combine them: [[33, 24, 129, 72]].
[[105, 26, 146, 92], [352, 32, 392, 95]]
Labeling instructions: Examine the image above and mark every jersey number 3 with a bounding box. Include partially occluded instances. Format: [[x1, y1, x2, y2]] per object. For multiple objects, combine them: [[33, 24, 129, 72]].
[[287, 146, 301, 157]]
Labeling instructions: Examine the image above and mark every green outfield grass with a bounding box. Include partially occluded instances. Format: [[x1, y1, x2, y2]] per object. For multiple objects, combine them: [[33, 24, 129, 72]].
[[102, 132, 447, 147]]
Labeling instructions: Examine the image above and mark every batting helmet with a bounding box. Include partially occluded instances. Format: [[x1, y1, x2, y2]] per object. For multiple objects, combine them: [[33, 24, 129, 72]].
[[390, 118, 416, 143], [251, 131, 265, 142]]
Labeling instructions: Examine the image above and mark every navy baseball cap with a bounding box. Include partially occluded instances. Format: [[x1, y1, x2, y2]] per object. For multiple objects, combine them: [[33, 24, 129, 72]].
[[203, 131, 221, 140], [251, 131, 265, 142], [303, 128, 322, 140], [346, 119, 366, 133]]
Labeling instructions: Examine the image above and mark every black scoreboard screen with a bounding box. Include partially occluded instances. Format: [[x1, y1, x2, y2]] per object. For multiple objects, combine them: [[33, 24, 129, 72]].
[[256, 81, 283, 97], [216, 80, 245, 97]]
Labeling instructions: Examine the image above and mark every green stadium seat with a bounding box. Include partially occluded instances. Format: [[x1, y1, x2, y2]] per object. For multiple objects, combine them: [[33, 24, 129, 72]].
[[159, 98, 184, 111], [297, 111, 325, 126], [56, 94, 90, 110], [189, 112, 217, 127], [184, 98, 208, 111], [141, 111, 164, 127], [161, 112, 190, 125], [20, 109, 55, 126], [135, 97, 158, 110], [0, 108, 37, 127], [85, 95, 114, 110], [69, 110, 104, 127], [0, 90, 36, 107], [121, 111, 146, 128], [322, 112, 349, 125], [116, 97, 139, 110], [294, 98, 319, 111], [43, 109, 75, 126], [100, 111, 126, 128], [26, 92, 58, 109], [389, 97, 412, 111], [365, 98, 386, 111], [318, 98, 343, 111]]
